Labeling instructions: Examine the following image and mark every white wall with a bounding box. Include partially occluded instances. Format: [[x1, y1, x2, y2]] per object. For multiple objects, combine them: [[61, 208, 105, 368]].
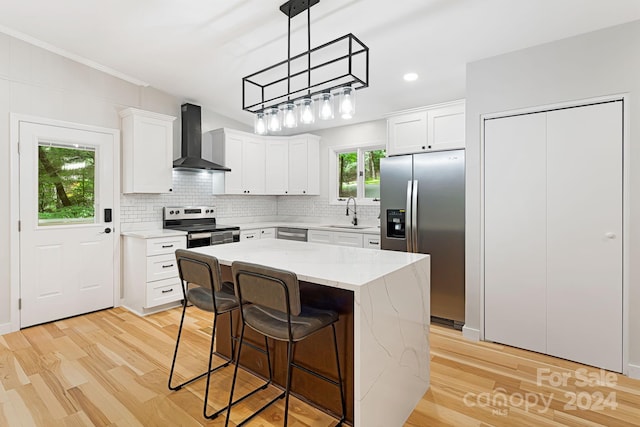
[[465, 20, 640, 373]]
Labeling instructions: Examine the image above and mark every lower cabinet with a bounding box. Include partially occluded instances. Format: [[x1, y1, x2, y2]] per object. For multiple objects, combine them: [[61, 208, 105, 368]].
[[241, 228, 275, 240], [123, 234, 186, 316], [308, 230, 365, 248], [364, 236, 381, 249]]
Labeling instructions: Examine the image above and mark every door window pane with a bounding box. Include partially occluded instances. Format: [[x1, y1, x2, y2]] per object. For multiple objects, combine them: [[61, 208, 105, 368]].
[[38, 142, 96, 226], [338, 151, 357, 198], [364, 148, 385, 198]]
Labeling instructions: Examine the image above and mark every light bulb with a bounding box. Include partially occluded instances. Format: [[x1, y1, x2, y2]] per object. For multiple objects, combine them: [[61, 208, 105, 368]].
[[318, 92, 334, 120], [281, 103, 297, 128], [299, 98, 314, 124], [254, 112, 267, 135], [267, 107, 281, 132], [339, 86, 355, 119]]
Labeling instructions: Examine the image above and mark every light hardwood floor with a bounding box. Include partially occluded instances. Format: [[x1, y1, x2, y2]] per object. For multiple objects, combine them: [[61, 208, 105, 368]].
[[1, 307, 639, 426]]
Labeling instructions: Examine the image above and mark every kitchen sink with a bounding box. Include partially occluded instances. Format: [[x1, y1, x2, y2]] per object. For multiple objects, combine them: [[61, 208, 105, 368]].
[[325, 225, 372, 229]]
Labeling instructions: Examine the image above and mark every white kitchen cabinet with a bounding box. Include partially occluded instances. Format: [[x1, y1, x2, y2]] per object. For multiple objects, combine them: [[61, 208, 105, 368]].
[[205, 128, 319, 196], [265, 139, 289, 195], [288, 136, 320, 195], [308, 229, 364, 248], [364, 236, 380, 249], [120, 108, 176, 194], [484, 101, 623, 372], [123, 234, 186, 316], [260, 228, 276, 239], [207, 128, 265, 195], [387, 100, 464, 156], [241, 228, 275, 240]]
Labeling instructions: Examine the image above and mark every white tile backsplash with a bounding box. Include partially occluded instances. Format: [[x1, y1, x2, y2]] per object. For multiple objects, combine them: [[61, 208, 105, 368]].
[[120, 171, 379, 229]]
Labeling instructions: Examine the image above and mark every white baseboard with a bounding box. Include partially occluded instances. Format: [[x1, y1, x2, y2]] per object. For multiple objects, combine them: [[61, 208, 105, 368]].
[[628, 363, 640, 379], [462, 325, 480, 341]]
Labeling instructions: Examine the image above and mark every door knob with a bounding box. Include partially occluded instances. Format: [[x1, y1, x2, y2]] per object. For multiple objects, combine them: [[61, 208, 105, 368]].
[[605, 232, 616, 239], [100, 227, 112, 234]]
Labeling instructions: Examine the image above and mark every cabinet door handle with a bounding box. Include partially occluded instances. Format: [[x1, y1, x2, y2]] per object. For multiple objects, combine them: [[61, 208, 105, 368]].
[[161, 288, 174, 294], [162, 244, 174, 248], [370, 241, 379, 245], [162, 264, 174, 268], [246, 235, 254, 239]]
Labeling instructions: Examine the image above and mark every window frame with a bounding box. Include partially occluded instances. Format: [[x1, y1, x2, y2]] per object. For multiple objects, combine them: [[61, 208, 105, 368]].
[[329, 141, 386, 206]]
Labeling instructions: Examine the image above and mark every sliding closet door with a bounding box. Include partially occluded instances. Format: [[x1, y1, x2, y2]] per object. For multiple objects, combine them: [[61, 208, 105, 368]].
[[546, 102, 623, 372], [484, 113, 547, 353]]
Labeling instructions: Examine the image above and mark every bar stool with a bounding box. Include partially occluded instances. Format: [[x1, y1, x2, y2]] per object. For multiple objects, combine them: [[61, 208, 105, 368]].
[[168, 250, 268, 420], [225, 261, 346, 427]]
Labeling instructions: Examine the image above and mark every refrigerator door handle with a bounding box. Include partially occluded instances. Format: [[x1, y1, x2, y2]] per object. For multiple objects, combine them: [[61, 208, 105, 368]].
[[412, 179, 419, 253], [406, 180, 413, 252]]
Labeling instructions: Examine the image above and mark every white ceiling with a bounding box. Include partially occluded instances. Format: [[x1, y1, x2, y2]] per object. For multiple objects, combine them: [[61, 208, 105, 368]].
[[2, 0, 640, 133]]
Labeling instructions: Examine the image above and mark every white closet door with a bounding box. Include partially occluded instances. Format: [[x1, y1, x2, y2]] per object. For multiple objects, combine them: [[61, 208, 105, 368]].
[[484, 113, 548, 353], [546, 102, 623, 372]]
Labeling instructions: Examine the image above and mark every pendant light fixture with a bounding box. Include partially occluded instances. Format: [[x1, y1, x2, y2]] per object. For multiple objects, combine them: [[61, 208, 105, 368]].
[[242, 0, 369, 134], [318, 92, 334, 120], [254, 111, 267, 135], [339, 85, 355, 119], [266, 107, 281, 132], [299, 97, 315, 124]]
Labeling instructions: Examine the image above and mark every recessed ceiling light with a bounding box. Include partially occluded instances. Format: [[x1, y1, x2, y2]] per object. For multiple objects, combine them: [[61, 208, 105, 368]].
[[403, 72, 419, 82]]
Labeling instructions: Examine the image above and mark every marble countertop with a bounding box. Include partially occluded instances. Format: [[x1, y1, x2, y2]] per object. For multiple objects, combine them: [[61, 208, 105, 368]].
[[233, 221, 381, 235], [190, 239, 427, 292], [120, 229, 186, 239]]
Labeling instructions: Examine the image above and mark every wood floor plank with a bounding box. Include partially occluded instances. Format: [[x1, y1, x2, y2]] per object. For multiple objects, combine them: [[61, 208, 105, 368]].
[[1, 307, 640, 426]]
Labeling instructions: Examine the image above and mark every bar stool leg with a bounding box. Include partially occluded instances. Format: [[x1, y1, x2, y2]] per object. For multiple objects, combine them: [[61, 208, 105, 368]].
[[283, 341, 295, 427], [225, 322, 245, 427], [332, 323, 346, 425], [168, 301, 188, 390]]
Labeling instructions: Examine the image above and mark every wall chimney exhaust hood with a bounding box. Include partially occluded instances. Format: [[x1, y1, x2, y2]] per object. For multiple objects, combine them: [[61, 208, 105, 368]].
[[173, 103, 231, 171]]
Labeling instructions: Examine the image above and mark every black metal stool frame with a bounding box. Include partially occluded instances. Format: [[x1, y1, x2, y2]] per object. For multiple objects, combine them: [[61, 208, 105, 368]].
[[168, 253, 271, 420], [225, 268, 346, 427]]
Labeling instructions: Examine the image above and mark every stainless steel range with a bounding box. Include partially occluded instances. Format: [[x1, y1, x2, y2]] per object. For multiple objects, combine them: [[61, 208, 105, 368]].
[[163, 206, 240, 248]]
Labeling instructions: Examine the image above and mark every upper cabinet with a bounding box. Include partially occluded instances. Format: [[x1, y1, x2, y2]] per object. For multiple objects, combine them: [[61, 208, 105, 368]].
[[206, 129, 265, 195], [288, 136, 320, 195], [120, 108, 176, 194], [205, 128, 319, 196], [387, 100, 465, 156]]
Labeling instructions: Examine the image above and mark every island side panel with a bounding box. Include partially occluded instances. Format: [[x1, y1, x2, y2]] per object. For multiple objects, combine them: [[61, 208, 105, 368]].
[[354, 256, 430, 427], [216, 266, 355, 423]]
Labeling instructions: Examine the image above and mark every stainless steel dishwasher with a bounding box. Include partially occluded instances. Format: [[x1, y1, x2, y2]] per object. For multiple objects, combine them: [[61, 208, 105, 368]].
[[276, 227, 308, 242]]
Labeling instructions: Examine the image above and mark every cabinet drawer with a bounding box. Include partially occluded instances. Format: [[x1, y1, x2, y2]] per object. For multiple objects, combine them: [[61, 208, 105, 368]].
[[365, 237, 380, 249], [308, 230, 332, 244], [146, 237, 186, 256], [261, 228, 276, 239], [334, 232, 363, 248], [241, 231, 260, 240], [146, 277, 183, 307], [147, 253, 179, 282]]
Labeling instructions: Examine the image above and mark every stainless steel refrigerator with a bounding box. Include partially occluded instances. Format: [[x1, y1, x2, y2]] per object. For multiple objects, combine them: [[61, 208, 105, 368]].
[[380, 150, 465, 327]]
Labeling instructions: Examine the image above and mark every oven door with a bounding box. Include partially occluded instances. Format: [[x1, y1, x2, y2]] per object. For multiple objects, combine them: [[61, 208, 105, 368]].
[[210, 231, 233, 245], [187, 232, 212, 248]]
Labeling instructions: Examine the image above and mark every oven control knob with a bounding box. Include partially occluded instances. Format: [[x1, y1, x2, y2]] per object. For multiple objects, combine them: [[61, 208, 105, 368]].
[[169, 210, 174, 215], [175, 210, 180, 214]]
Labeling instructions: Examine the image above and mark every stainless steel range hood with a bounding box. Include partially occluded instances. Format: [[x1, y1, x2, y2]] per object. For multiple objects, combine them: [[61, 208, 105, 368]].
[[173, 103, 231, 171]]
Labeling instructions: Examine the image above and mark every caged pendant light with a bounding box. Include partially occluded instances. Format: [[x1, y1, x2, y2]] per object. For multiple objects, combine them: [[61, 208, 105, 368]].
[[244, 0, 369, 134]]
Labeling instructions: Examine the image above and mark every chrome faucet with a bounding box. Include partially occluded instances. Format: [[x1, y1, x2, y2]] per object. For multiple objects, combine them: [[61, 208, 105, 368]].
[[346, 197, 358, 226]]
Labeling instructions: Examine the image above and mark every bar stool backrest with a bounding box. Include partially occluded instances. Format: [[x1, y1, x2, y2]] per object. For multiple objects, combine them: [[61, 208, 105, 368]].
[[231, 261, 302, 316], [175, 249, 224, 292]]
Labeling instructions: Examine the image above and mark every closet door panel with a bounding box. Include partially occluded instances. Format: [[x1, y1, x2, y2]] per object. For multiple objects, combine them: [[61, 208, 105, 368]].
[[484, 113, 547, 353], [546, 101, 623, 372]]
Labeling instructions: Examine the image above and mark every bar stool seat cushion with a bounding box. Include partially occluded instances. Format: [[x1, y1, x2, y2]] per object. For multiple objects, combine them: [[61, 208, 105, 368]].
[[243, 304, 338, 342], [187, 281, 238, 313]]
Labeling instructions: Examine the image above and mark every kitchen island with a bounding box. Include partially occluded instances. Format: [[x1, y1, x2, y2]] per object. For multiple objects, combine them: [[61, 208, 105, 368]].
[[190, 239, 430, 427]]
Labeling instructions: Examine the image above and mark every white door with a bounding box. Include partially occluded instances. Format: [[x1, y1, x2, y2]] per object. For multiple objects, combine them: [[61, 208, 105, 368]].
[[242, 137, 266, 194], [19, 121, 117, 328], [265, 139, 289, 195], [546, 102, 623, 372], [288, 138, 309, 194], [484, 112, 548, 353]]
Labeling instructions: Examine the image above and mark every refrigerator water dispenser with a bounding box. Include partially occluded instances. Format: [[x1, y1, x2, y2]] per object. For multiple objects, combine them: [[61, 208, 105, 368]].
[[386, 209, 406, 238]]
